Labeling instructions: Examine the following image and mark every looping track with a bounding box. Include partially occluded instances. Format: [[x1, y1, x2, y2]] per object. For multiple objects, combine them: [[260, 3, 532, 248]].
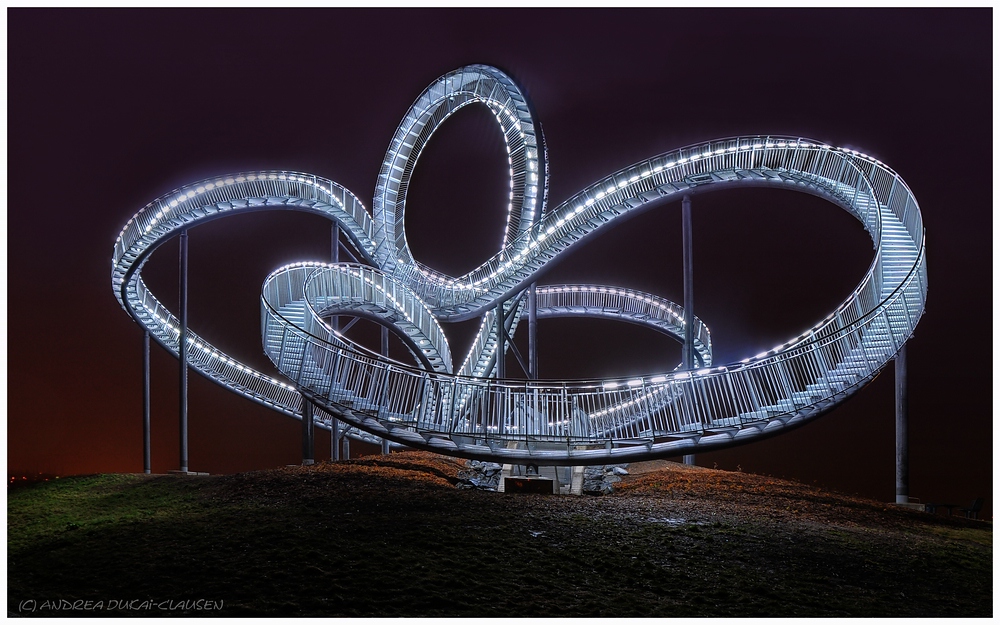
[[113, 65, 926, 464]]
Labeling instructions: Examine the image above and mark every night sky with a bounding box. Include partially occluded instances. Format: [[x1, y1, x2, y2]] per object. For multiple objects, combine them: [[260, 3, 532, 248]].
[[8, 9, 993, 515]]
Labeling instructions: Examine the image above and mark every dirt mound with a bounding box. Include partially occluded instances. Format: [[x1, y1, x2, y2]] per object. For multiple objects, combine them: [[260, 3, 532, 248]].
[[617, 460, 982, 530]]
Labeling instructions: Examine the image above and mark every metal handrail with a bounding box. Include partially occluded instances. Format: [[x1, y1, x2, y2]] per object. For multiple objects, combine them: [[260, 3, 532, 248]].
[[529, 285, 712, 367]]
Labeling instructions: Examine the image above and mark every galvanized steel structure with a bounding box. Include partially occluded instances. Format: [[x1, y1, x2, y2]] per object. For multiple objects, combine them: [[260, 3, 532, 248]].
[[112, 65, 926, 467]]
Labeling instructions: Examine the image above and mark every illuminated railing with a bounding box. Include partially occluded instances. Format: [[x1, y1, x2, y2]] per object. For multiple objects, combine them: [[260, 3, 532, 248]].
[[373, 65, 543, 272], [113, 64, 925, 463], [529, 285, 712, 368], [383, 136, 918, 320], [262, 257, 922, 462]]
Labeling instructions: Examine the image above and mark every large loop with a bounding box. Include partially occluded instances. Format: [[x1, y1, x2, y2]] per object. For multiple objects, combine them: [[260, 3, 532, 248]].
[[372, 65, 543, 274]]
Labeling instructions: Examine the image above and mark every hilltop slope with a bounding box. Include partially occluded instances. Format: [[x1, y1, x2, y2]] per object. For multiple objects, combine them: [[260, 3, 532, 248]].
[[8, 452, 991, 617]]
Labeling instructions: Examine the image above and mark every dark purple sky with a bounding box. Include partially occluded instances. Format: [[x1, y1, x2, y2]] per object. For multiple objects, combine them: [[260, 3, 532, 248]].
[[8, 9, 992, 514]]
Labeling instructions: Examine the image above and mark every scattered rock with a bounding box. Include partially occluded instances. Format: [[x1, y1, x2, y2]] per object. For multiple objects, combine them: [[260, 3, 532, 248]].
[[456, 460, 503, 491], [582, 464, 630, 495], [456, 461, 630, 495]]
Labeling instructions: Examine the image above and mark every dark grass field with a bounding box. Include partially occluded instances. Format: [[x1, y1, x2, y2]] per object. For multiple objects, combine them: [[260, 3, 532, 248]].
[[7, 452, 991, 617]]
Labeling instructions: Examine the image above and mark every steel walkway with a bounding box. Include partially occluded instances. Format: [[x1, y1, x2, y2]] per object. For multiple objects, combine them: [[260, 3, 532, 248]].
[[113, 65, 926, 463]]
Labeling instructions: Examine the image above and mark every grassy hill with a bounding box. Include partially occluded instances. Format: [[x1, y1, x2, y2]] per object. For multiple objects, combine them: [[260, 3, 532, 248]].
[[8, 452, 991, 617]]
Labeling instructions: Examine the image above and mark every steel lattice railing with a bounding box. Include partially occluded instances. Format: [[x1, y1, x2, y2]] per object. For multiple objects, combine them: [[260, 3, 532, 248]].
[[113, 65, 925, 463]]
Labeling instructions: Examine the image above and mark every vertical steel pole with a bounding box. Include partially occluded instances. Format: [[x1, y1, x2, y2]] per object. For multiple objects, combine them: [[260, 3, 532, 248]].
[[330, 222, 343, 460], [682, 195, 694, 370], [302, 399, 314, 465], [331, 419, 340, 461], [331, 223, 339, 261], [528, 283, 538, 379], [895, 343, 909, 504], [495, 301, 506, 448], [343, 436, 350, 460], [178, 229, 189, 473], [143, 330, 151, 474], [496, 302, 506, 379], [331, 223, 340, 332], [381, 326, 390, 455], [682, 195, 695, 467]]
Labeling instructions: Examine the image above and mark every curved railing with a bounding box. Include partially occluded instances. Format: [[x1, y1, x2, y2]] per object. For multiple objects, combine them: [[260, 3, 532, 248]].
[[302, 263, 453, 374], [373, 64, 543, 272], [380, 137, 915, 320], [528, 285, 712, 368], [113, 65, 925, 464]]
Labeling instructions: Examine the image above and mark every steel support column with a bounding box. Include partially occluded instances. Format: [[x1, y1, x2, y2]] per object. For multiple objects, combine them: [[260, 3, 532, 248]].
[[329, 222, 343, 460], [528, 283, 538, 379], [381, 326, 390, 455], [331, 223, 340, 332], [142, 330, 151, 474], [682, 195, 695, 467], [682, 195, 694, 369], [528, 170, 541, 382], [302, 399, 315, 465], [496, 301, 506, 379], [895, 344, 908, 504], [178, 229, 189, 473], [331, 418, 340, 461]]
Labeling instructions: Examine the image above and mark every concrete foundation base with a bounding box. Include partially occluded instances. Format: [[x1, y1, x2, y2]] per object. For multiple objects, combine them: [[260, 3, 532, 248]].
[[498, 464, 585, 495], [503, 476, 556, 494]]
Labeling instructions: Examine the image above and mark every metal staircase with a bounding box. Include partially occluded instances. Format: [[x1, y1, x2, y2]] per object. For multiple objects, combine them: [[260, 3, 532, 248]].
[[113, 65, 926, 465]]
